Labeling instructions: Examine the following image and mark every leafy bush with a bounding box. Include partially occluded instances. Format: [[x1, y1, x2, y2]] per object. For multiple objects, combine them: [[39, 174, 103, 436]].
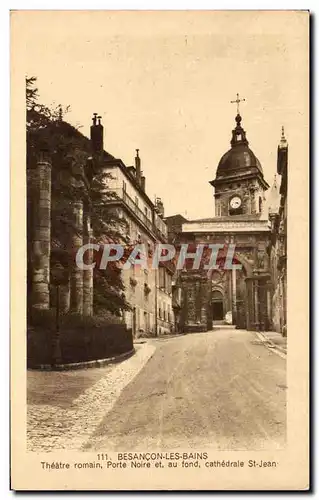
[[27, 309, 133, 367]]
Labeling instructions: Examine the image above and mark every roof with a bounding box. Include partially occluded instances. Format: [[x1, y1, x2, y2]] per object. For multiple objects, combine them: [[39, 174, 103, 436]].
[[27, 119, 116, 165], [212, 114, 266, 186], [216, 144, 263, 177], [164, 214, 189, 224]]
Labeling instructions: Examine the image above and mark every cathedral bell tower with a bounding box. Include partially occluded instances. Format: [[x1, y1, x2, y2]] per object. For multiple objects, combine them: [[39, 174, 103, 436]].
[[210, 111, 269, 217]]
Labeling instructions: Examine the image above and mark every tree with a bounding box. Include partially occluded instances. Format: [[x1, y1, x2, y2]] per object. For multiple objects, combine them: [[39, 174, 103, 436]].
[[26, 76, 130, 317]]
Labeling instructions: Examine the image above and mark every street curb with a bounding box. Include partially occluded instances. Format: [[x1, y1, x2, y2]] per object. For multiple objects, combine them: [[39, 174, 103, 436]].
[[254, 331, 287, 359], [28, 348, 136, 371]]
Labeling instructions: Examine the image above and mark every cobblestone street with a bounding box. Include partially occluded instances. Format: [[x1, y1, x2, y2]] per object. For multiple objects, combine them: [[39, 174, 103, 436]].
[[27, 343, 155, 452], [27, 329, 286, 452]]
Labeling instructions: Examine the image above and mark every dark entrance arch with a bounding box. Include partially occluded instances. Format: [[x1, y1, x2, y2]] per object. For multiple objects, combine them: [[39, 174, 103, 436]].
[[211, 290, 224, 321]]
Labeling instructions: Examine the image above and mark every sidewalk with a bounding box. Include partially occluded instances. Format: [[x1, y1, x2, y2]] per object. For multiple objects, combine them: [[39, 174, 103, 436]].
[[27, 342, 155, 452], [257, 330, 287, 356]]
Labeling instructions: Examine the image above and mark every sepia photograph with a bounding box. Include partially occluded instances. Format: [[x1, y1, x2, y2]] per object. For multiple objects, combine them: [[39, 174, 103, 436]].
[[11, 9, 309, 490]]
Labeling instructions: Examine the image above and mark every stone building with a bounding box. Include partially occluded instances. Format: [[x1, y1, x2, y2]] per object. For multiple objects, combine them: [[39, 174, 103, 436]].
[[167, 111, 282, 333], [98, 133, 174, 336], [164, 214, 188, 243], [268, 128, 288, 335], [28, 114, 174, 336]]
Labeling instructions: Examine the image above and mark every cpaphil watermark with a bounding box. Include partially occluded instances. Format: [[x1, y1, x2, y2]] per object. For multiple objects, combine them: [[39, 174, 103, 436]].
[[76, 243, 242, 271]]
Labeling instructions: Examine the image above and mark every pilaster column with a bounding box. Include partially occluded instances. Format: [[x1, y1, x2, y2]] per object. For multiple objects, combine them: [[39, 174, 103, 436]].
[[70, 200, 83, 313], [232, 266, 237, 325], [31, 154, 52, 309], [59, 278, 70, 313], [83, 214, 94, 316], [253, 279, 260, 331]]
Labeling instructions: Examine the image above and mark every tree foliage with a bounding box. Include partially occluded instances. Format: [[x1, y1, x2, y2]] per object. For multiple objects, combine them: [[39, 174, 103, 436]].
[[27, 76, 130, 316]]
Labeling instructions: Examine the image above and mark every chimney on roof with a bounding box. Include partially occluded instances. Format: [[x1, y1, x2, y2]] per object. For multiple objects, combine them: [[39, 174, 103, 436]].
[[135, 149, 141, 184], [141, 175, 146, 191], [90, 113, 104, 153], [155, 197, 164, 217]]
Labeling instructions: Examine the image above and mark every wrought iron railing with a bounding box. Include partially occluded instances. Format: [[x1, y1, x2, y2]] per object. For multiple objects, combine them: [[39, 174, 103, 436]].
[[107, 187, 168, 240], [122, 191, 154, 232]]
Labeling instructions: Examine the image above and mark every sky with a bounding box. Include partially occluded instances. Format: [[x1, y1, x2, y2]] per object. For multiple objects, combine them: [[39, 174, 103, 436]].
[[18, 10, 308, 219]]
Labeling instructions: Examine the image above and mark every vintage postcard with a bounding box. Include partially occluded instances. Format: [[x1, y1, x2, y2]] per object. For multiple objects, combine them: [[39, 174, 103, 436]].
[[11, 10, 309, 490]]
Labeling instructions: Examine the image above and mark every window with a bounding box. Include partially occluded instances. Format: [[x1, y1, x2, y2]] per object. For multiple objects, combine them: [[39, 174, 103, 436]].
[[123, 180, 127, 192], [135, 196, 139, 207], [144, 207, 148, 219]]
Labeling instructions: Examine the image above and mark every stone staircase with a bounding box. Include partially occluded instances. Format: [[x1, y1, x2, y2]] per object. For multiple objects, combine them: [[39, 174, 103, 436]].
[[212, 321, 236, 329]]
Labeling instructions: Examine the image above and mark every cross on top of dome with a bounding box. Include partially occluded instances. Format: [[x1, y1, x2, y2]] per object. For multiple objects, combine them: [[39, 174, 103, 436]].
[[229, 94, 248, 147], [230, 93, 246, 115]]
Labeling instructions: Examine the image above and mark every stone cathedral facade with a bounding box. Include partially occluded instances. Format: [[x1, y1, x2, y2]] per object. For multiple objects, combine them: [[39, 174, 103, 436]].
[[168, 111, 288, 334]]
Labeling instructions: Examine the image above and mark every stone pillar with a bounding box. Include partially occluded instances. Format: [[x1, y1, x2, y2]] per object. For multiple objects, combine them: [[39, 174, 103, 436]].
[[267, 286, 272, 330], [232, 266, 237, 325], [246, 193, 252, 215], [226, 271, 232, 313], [83, 214, 94, 316], [250, 187, 257, 214], [245, 277, 253, 330], [70, 200, 83, 314], [245, 279, 250, 329], [195, 281, 202, 323], [31, 154, 52, 309], [253, 279, 260, 331]]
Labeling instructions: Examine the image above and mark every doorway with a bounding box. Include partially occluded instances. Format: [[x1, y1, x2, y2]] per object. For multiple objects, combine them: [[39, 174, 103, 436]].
[[211, 290, 224, 322], [212, 301, 224, 320]]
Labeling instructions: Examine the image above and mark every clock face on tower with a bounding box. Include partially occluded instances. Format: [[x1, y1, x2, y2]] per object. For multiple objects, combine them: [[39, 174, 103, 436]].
[[229, 196, 242, 210]]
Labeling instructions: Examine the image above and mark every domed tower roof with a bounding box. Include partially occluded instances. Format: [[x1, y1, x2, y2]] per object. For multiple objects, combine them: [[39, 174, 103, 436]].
[[214, 113, 264, 182]]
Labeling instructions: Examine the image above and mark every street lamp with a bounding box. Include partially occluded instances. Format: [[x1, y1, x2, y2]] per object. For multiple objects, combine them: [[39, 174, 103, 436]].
[[50, 261, 68, 366]]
